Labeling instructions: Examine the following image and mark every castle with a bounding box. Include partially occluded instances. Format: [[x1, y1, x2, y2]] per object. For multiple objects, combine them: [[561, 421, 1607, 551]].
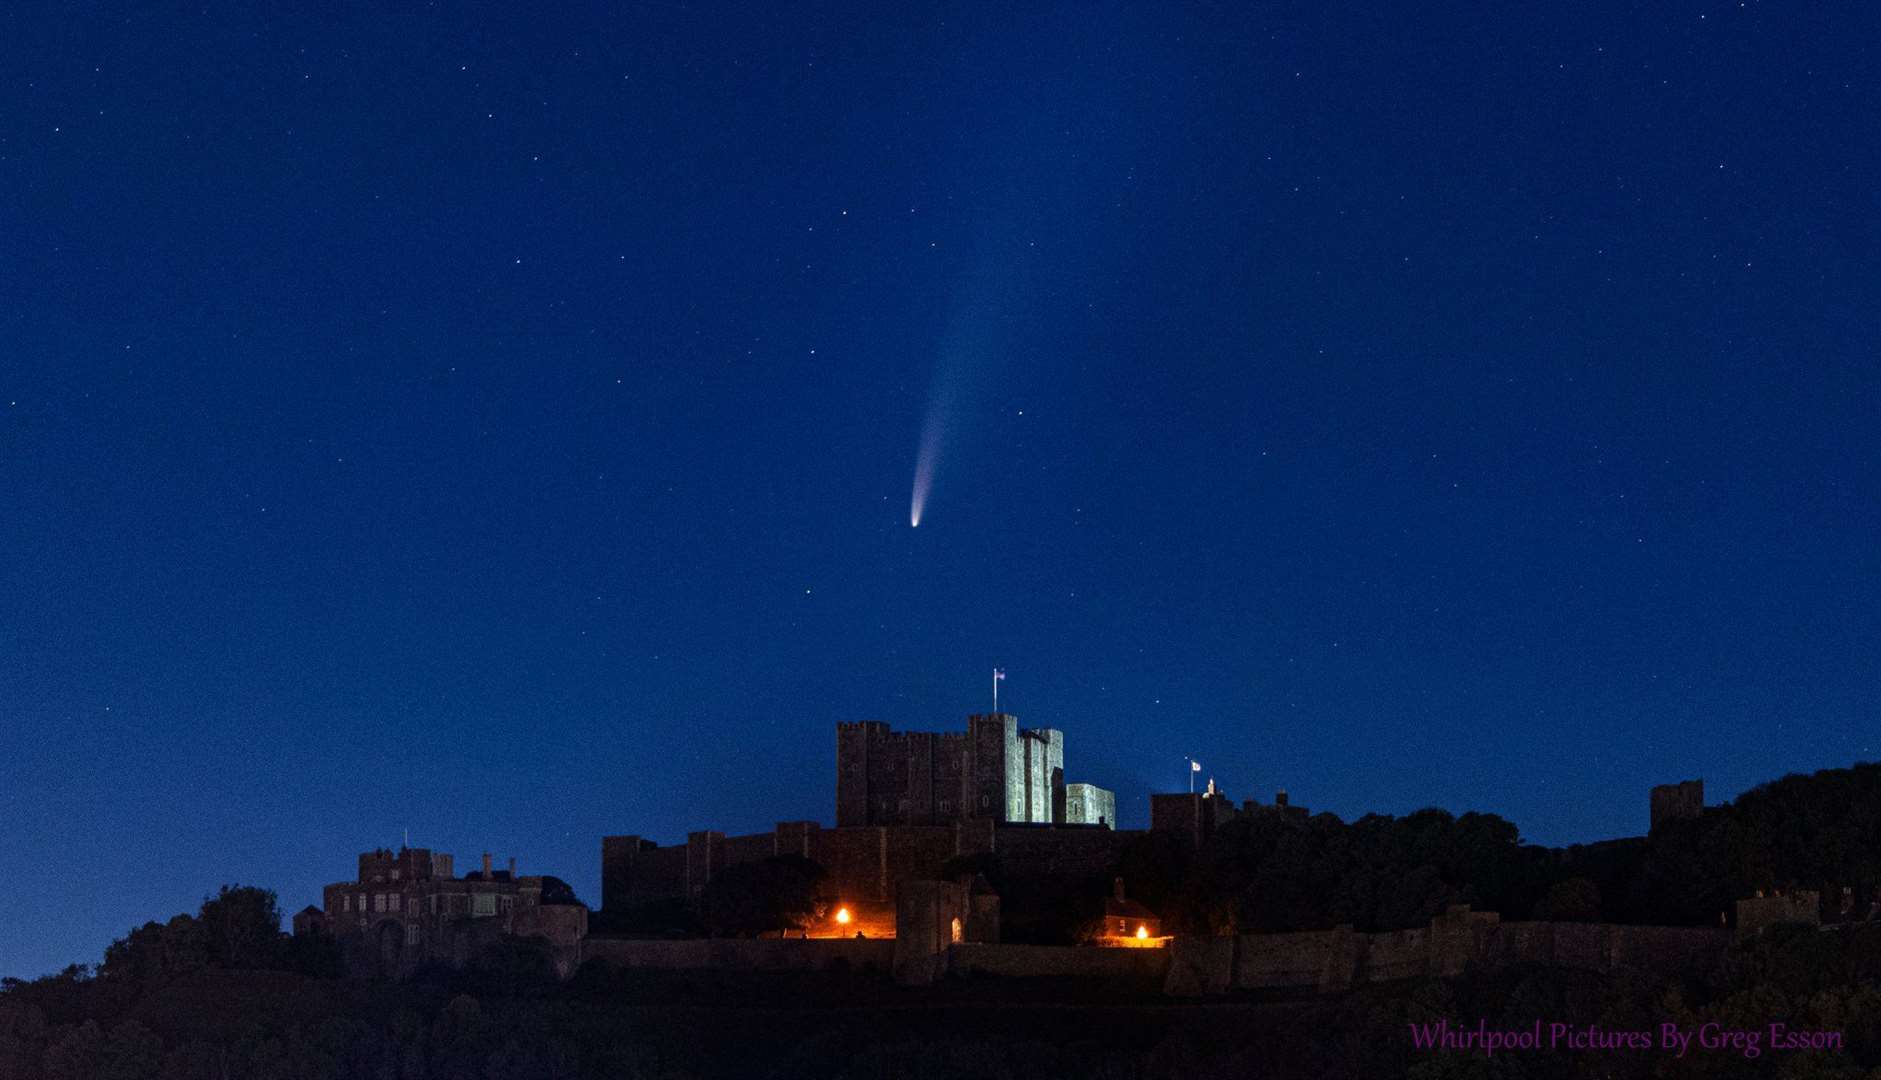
[[836, 714, 1117, 827], [604, 712, 1124, 914], [298, 846, 587, 978]]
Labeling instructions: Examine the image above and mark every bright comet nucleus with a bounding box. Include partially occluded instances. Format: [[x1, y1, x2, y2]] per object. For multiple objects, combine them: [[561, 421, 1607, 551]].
[[909, 403, 943, 528]]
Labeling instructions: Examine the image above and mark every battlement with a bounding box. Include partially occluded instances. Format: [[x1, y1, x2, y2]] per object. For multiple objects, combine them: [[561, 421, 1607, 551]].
[[836, 713, 1108, 829]]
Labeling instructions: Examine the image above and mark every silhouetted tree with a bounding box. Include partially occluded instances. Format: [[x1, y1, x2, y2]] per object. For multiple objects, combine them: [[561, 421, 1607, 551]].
[[537, 875, 584, 907], [698, 855, 827, 937], [1532, 877, 1602, 922], [195, 886, 284, 970]]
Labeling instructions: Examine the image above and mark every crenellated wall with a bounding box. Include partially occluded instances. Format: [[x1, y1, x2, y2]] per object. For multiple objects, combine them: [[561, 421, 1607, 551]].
[[602, 820, 1137, 912]]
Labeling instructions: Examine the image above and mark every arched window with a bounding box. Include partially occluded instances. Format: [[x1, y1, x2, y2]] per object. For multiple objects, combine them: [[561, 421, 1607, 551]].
[[950, 917, 962, 944]]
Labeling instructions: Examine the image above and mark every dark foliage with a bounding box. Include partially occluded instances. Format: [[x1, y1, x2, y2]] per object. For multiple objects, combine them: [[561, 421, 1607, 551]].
[[591, 897, 702, 937], [537, 876, 584, 907], [1119, 762, 1881, 933], [698, 855, 827, 937]]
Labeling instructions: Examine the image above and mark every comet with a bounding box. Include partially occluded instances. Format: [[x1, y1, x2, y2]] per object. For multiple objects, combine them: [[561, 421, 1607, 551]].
[[909, 285, 1004, 528], [909, 405, 943, 528]]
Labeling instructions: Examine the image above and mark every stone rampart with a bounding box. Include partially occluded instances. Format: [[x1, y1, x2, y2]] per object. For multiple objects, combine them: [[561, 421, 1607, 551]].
[[582, 936, 894, 973], [1166, 907, 1732, 996], [948, 942, 1171, 981]]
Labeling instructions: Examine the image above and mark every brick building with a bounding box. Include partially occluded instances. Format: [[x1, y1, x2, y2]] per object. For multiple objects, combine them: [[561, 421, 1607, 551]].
[[304, 847, 587, 977]]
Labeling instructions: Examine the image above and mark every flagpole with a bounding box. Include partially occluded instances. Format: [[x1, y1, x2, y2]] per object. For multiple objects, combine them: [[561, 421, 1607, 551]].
[[992, 668, 999, 715]]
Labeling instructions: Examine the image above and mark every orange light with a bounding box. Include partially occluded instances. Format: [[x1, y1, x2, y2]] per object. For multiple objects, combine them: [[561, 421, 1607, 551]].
[[835, 907, 852, 925], [1136, 925, 1149, 939]]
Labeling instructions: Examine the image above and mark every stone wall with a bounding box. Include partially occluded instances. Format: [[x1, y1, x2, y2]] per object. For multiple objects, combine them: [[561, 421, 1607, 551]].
[[1166, 907, 1733, 997], [1065, 783, 1116, 827], [883, 827, 960, 895], [583, 936, 894, 973], [992, 823, 1127, 875], [948, 942, 1170, 981], [816, 826, 888, 901], [1735, 891, 1820, 937], [715, 830, 778, 873], [602, 819, 1140, 913]]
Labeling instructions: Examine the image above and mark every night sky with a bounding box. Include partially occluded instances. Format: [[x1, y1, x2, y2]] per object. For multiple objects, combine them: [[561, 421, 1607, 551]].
[[4, 2, 1877, 979]]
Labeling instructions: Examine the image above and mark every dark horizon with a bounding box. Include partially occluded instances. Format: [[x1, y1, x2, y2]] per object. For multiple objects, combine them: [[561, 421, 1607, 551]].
[[5, 0, 1878, 982]]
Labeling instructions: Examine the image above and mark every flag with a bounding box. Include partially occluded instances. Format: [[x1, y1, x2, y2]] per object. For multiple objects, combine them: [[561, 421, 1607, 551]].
[[994, 669, 1006, 681], [1190, 759, 1201, 772]]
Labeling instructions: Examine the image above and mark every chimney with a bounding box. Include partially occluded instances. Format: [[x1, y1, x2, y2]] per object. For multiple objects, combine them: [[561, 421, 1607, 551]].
[[1114, 876, 1126, 903], [482, 852, 492, 878], [1275, 790, 1288, 807], [508, 856, 516, 878]]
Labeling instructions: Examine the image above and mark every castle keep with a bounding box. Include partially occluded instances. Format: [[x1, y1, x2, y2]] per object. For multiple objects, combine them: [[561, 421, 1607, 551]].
[[836, 713, 1115, 827], [603, 712, 1121, 914]]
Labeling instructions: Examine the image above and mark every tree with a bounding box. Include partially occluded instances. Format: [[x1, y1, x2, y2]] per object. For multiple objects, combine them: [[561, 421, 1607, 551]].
[[100, 916, 206, 993], [537, 876, 584, 907], [698, 855, 826, 937], [195, 886, 284, 970], [1531, 877, 1602, 922]]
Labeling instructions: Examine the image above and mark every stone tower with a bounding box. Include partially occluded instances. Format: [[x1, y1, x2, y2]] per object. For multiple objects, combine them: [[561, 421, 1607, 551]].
[[1649, 779, 1704, 832], [836, 713, 1084, 827]]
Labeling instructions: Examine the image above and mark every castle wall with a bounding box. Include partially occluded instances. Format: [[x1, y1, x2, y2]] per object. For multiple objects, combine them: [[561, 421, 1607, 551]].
[[906, 731, 935, 823], [935, 733, 970, 820], [1150, 793, 1203, 847], [865, 732, 902, 823], [947, 942, 1171, 981], [1065, 784, 1116, 827], [1169, 909, 1732, 996], [640, 846, 687, 902], [962, 713, 1009, 821], [1043, 730, 1064, 823], [1232, 928, 1339, 990], [774, 820, 818, 859], [1735, 891, 1820, 937], [583, 936, 894, 973], [1003, 720, 1028, 821], [814, 827, 887, 902], [1364, 927, 1429, 982], [993, 824, 1134, 875], [602, 819, 1142, 914], [883, 826, 959, 893], [715, 830, 776, 873], [835, 722, 882, 828], [601, 841, 687, 908], [685, 831, 723, 896]]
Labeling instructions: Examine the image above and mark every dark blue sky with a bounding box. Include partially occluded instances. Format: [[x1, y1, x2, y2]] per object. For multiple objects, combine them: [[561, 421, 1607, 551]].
[[4, 1, 1876, 979]]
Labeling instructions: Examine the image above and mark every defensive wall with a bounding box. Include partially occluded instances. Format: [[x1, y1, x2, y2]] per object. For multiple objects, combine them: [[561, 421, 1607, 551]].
[[582, 936, 895, 973], [603, 819, 1136, 912], [1164, 905, 1733, 996], [948, 943, 1171, 981], [574, 896, 1791, 994]]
